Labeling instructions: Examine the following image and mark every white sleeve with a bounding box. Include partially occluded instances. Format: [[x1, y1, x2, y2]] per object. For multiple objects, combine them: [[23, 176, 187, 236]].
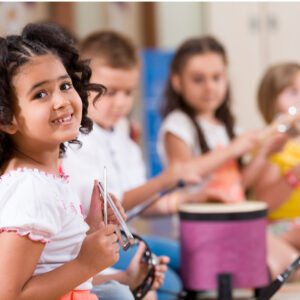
[[157, 110, 197, 166], [0, 172, 63, 243], [234, 125, 243, 136], [125, 139, 147, 190], [63, 139, 100, 217]]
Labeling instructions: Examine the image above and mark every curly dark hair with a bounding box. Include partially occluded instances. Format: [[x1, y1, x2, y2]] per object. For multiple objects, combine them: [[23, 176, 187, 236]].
[[160, 36, 236, 154], [0, 22, 105, 168]]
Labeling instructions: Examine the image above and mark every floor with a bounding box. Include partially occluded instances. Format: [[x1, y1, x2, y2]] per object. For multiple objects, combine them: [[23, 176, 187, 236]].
[[272, 283, 300, 299], [184, 283, 300, 299]]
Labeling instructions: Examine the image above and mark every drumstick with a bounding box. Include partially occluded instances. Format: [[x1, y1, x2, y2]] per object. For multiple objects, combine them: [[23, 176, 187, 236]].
[[257, 256, 300, 300], [127, 177, 211, 221], [103, 166, 107, 226], [126, 180, 185, 221]]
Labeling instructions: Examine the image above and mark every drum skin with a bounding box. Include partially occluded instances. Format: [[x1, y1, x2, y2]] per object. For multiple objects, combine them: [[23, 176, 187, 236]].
[[179, 202, 269, 291]]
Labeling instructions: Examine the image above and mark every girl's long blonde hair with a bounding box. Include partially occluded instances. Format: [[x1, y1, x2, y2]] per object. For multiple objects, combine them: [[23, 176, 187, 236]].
[[258, 63, 300, 124]]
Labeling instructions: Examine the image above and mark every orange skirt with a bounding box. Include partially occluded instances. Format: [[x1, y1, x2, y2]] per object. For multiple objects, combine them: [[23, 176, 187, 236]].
[[59, 290, 98, 300]]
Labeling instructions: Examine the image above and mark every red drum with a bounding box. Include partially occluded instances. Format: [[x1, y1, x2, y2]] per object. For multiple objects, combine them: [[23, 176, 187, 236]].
[[179, 202, 269, 291]]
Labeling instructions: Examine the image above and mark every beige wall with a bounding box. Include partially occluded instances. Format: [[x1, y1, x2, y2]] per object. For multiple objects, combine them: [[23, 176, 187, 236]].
[[74, 2, 142, 46], [0, 2, 50, 36], [155, 2, 204, 49], [204, 2, 300, 130]]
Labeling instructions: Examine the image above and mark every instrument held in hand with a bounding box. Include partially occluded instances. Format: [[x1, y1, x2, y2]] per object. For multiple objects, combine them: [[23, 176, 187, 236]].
[[262, 104, 300, 140], [97, 181, 135, 251], [103, 166, 108, 226]]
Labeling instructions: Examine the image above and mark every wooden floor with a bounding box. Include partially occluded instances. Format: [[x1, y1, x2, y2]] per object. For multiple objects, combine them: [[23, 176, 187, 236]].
[[272, 283, 300, 299]]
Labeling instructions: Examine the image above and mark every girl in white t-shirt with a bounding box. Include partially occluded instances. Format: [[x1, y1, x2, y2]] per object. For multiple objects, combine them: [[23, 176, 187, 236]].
[[0, 23, 121, 300], [158, 36, 294, 281], [158, 36, 285, 203]]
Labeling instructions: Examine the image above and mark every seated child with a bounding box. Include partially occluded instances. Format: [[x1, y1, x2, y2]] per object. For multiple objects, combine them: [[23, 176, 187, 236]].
[[63, 30, 215, 300], [157, 35, 290, 281], [254, 62, 300, 279], [0, 22, 120, 300]]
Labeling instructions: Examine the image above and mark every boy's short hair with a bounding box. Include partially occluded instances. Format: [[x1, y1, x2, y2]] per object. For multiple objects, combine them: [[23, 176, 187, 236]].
[[79, 30, 139, 69]]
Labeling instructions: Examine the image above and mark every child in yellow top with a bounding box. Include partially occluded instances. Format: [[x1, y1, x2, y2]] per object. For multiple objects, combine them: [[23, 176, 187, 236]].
[[269, 140, 300, 220], [254, 62, 300, 279]]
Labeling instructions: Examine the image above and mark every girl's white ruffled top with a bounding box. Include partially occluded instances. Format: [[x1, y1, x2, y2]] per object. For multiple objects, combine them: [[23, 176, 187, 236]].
[[0, 168, 92, 290]]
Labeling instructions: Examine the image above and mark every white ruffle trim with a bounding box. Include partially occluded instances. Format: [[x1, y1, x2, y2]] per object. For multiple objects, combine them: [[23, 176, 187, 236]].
[[0, 227, 51, 243], [0, 167, 69, 183]]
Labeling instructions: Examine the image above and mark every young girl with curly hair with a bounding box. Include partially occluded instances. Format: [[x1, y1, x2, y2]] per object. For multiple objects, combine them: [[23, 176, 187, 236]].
[[0, 22, 120, 299]]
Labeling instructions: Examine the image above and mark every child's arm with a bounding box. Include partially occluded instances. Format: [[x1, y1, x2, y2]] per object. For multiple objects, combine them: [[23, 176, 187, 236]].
[[122, 130, 261, 212], [141, 189, 237, 216], [241, 132, 288, 188], [0, 224, 119, 300], [122, 162, 201, 211], [164, 130, 260, 177], [253, 162, 300, 211]]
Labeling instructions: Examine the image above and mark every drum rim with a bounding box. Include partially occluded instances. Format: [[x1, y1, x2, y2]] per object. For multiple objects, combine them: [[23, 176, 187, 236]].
[[179, 201, 267, 213], [179, 202, 267, 221], [179, 209, 267, 221]]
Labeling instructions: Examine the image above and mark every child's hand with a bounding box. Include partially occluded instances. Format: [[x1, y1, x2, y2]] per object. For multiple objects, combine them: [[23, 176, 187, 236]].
[[257, 132, 288, 157], [185, 188, 235, 204], [199, 189, 235, 203], [85, 180, 104, 233], [166, 162, 202, 186], [85, 181, 127, 232], [229, 130, 261, 158], [125, 242, 169, 292], [125, 242, 148, 291], [77, 224, 120, 275], [106, 193, 127, 225], [151, 255, 169, 291]]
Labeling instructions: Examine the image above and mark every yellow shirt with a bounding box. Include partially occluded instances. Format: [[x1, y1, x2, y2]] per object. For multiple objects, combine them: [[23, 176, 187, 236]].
[[269, 140, 300, 220]]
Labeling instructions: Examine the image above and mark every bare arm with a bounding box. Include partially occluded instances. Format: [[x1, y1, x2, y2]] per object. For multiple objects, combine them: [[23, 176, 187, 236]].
[[122, 160, 202, 212], [165, 132, 233, 175], [0, 233, 91, 300], [253, 162, 296, 211], [165, 131, 260, 177], [0, 225, 119, 300], [141, 188, 238, 216], [241, 151, 270, 189], [242, 133, 288, 188], [140, 191, 204, 216], [122, 129, 260, 211], [122, 174, 175, 211]]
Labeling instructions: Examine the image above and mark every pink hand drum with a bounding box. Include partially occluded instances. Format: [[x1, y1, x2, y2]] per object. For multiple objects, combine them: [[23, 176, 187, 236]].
[[179, 202, 269, 291]]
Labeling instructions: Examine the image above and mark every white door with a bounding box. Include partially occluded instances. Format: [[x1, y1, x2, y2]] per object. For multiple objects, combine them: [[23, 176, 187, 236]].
[[204, 2, 265, 130], [266, 3, 300, 65]]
